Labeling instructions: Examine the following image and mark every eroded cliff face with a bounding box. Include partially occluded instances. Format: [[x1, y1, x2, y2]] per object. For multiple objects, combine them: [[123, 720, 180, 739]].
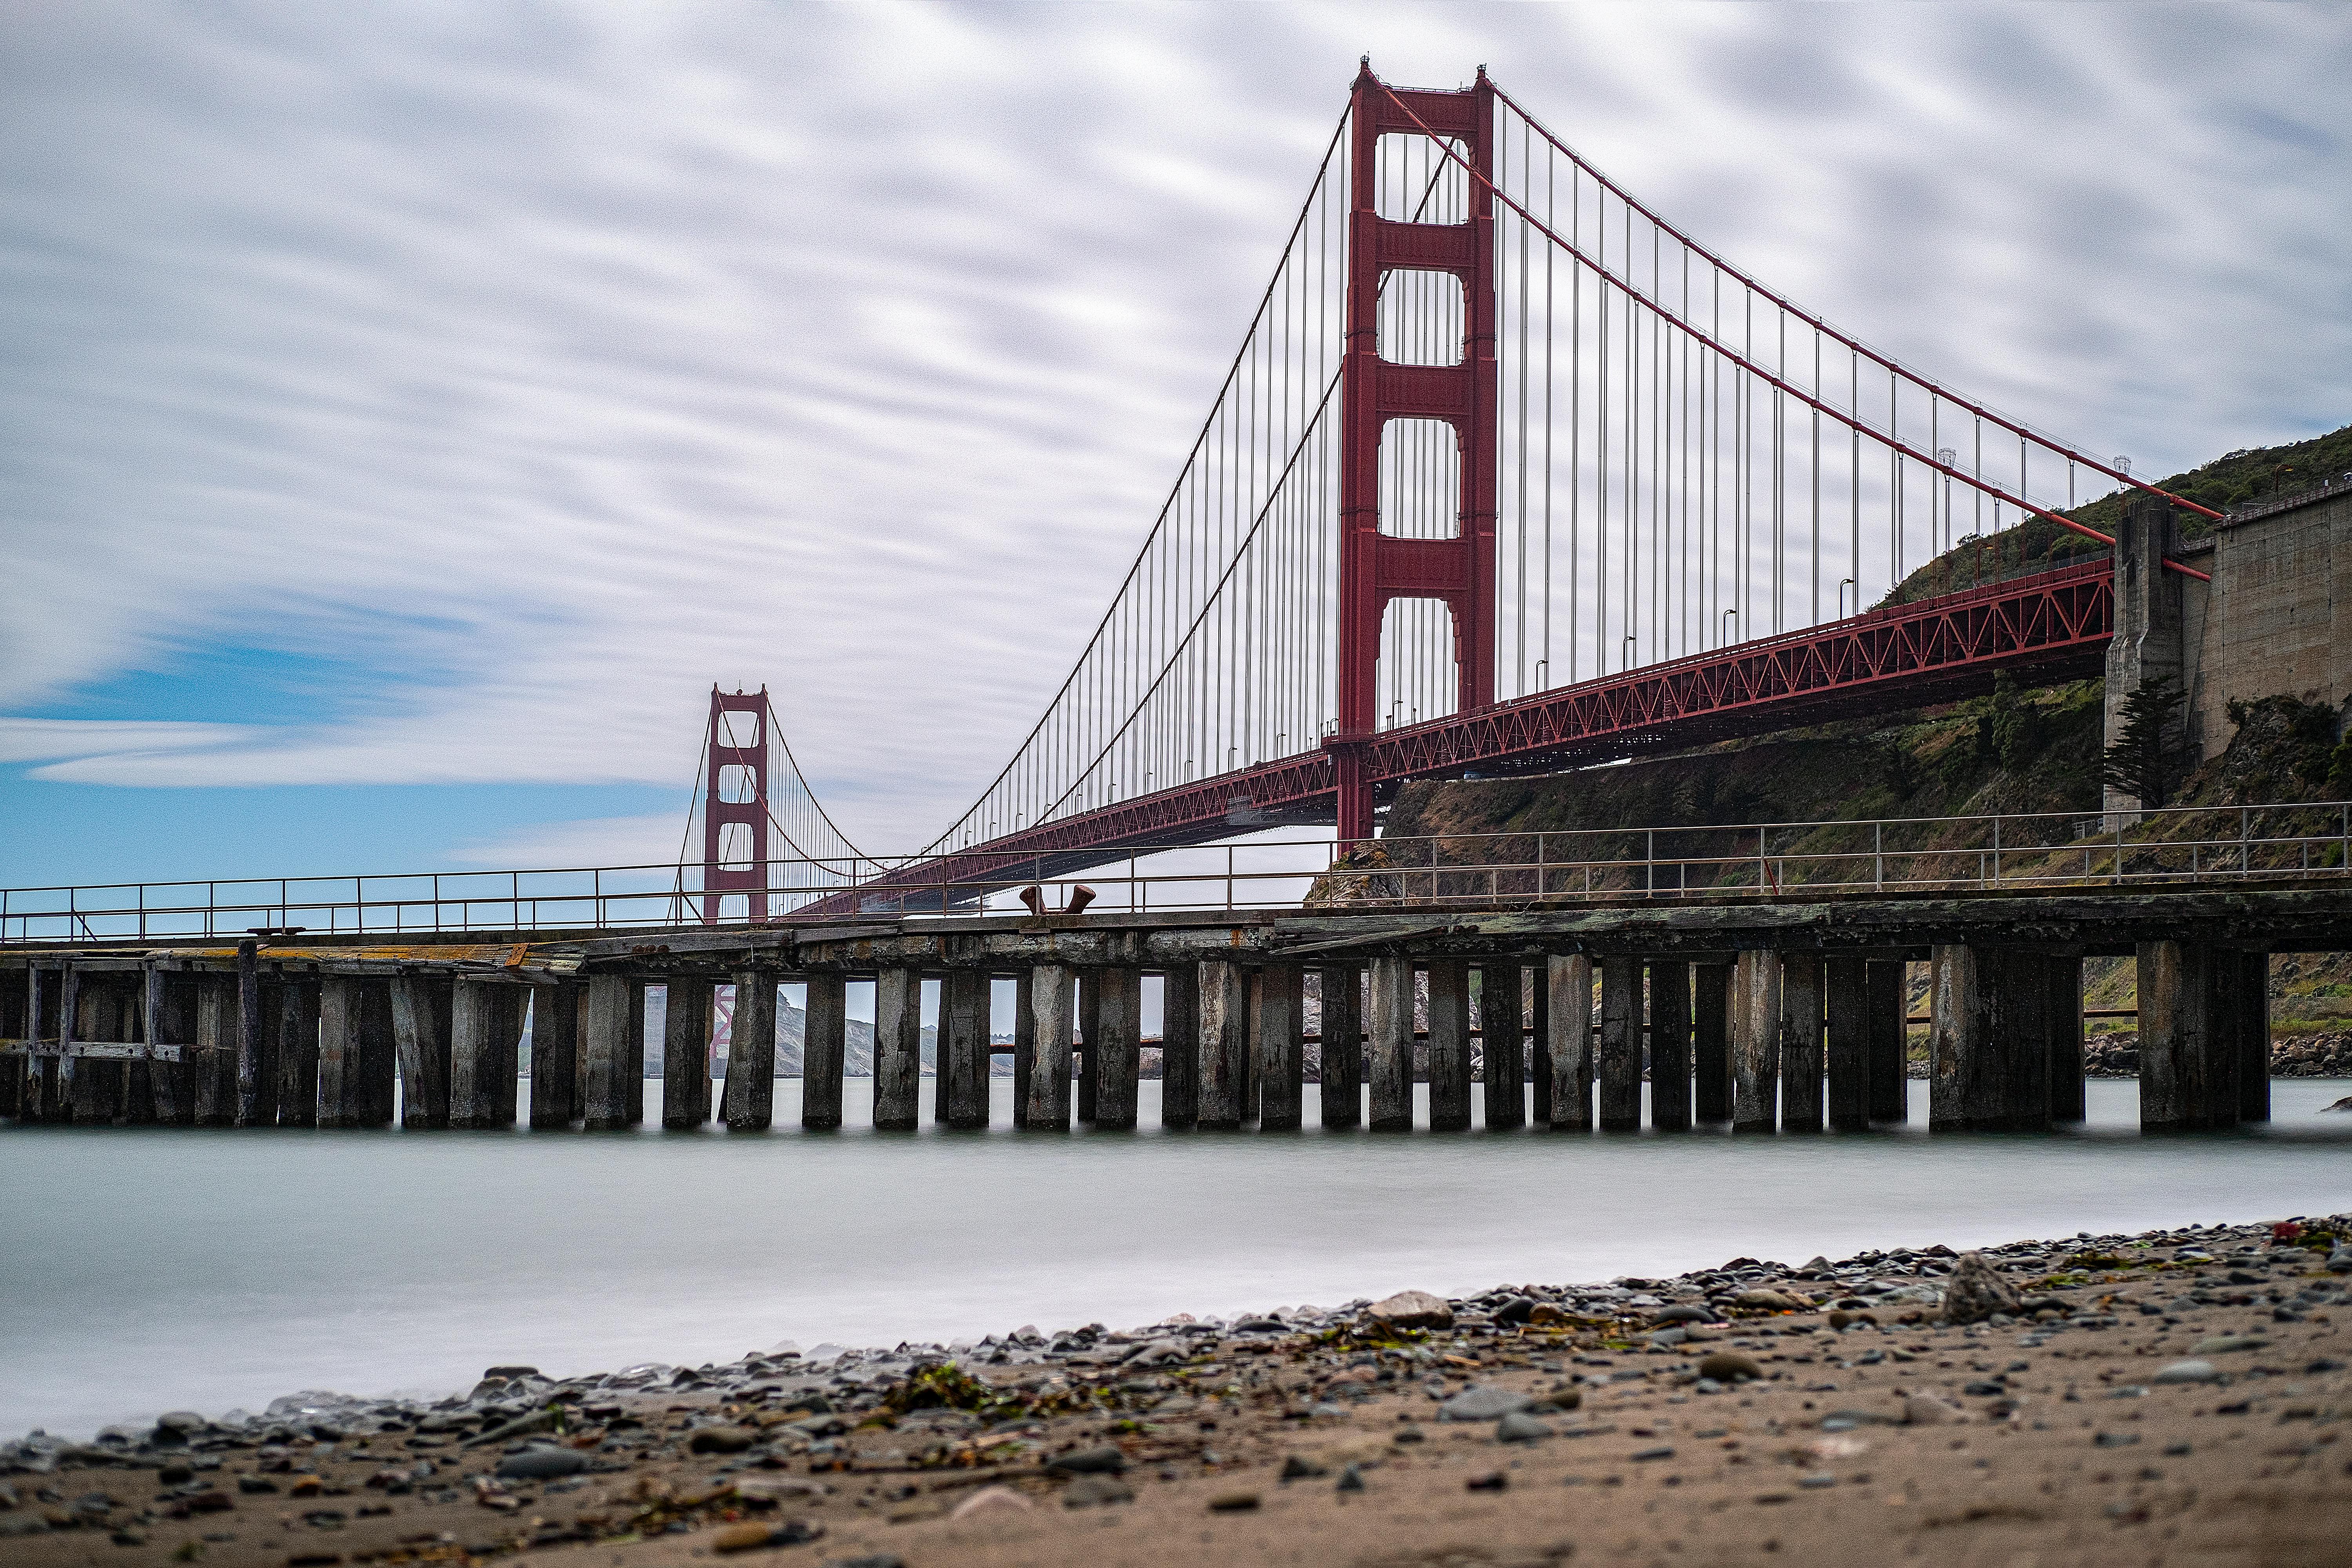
[[1380, 677, 2106, 847]]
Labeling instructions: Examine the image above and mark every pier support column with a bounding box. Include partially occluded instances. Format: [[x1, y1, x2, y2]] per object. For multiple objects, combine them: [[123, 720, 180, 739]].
[[582, 975, 640, 1132], [235, 941, 278, 1128], [1480, 964, 1525, 1131], [1597, 956, 1642, 1132], [720, 973, 775, 1131], [1693, 961, 1731, 1125], [1780, 953, 1825, 1133], [1930, 945, 2049, 1131], [872, 967, 922, 1131], [317, 976, 365, 1129], [1529, 967, 1552, 1126], [943, 968, 991, 1130], [1160, 965, 1199, 1129], [661, 979, 713, 1131], [1427, 960, 1471, 1131], [1025, 963, 1074, 1130], [532, 979, 583, 1130], [273, 979, 314, 1127], [2138, 940, 2213, 1131], [2216, 950, 2270, 1126], [356, 980, 397, 1127], [1255, 964, 1303, 1131], [1075, 971, 1101, 1125], [1729, 950, 1780, 1132], [2047, 956, 2086, 1126], [451, 980, 522, 1129], [1092, 966, 1141, 1131], [389, 976, 453, 1129], [802, 973, 846, 1131], [1368, 955, 1414, 1131], [1825, 956, 1868, 1131], [1010, 969, 1035, 1131], [0, 969, 22, 1119], [1317, 965, 1360, 1129], [1928, 944, 1981, 1131], [1650, 960, 1691, 1131], [70, 978, 120, 1124], [196, 973, 243, 1126], [1197, 959, 1247, 1129], [1999, 953, 2054, 1132], [1866, 959, 1908, 1123], [1544, 954, 1593, 1130], [141, 967, 182, 1125]]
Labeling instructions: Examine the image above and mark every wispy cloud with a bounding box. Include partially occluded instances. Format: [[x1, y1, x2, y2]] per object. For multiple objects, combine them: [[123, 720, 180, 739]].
[[2, 2, 2346, 853]]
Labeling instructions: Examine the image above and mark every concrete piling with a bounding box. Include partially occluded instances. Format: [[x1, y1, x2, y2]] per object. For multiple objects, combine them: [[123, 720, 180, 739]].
[[235, 940, 277, 1129], [274, 979, 316, 1127], [1160, 964, 1199, 1129], [1597, 955, 1642, 1132], [720, 973, 775, 1131], [1256, 963, 1303, 1131], [1529, 966, 1552, 1125], [389, 976, 453, 1129], [196, 972, 244, 1127], [1479, 964, 1525, 1131], [1076, 971, 1101, 1125], [661, 978, 714, 1131], [1198, 959, 1248, 1129], [1864, 959, 1907, 1123], [943, 968, 991, 1130], [582, 975, 639, 1132], [1545, 954, 1592, 1130], [1010, 968, 1035, 1131], [2216, 950, 2270, 1125], [452, 980, 523, 1130], [531, 979, 583, 1130], [801, 973, 846, 1131], [1093, 966, 1142, 1131], [1780, 953, 1825, 1134], [1368, 955, 1414, 1131], [1026, 962, 1074, 1130], [1427, 959, 1472, 1131], [872, 966, 923, 1131], [1824, 956, 1868, 1131], [1318, 965, 1361, 1130], [1729, 950, 1780, 1132], [2046, 957, 2085, 1126], [1693, 960, 1731, 1124], [1650, 960, 1692, 1131]]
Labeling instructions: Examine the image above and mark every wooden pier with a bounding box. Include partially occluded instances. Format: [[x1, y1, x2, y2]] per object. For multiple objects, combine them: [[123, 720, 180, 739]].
[[5, 879, 2347, 1136]]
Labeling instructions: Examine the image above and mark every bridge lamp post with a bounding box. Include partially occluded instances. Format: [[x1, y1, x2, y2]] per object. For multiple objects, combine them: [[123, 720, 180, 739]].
[[1936, 447, 1958, 554], [1722, 609, 1739, 650], [1838, 577, 1856, 618]]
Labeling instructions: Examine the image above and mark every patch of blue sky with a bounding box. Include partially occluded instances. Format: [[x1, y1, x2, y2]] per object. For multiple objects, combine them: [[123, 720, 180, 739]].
[[0, 776, 679, 891], [19, 632, 449, 728]]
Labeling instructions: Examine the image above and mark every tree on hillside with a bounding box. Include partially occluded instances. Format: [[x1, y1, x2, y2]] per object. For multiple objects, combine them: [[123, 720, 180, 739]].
[[2101, 678, 2184, 809]]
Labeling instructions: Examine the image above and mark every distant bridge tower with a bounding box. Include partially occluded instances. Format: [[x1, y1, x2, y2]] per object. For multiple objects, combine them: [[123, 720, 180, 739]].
[[1330, 63, 1499, 842], [702, 686, 770, 924]]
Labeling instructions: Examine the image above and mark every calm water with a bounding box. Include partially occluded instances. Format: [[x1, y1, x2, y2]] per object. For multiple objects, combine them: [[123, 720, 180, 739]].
[[7, 1078, 2352, 1439]]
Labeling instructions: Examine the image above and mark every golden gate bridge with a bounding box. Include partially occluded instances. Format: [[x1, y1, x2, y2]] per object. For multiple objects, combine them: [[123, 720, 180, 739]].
[[689, 61, 2214, 921]]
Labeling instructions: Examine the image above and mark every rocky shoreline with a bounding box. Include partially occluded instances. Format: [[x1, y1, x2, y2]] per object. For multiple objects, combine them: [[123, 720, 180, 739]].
[[9, 1210, 2352, 1566]]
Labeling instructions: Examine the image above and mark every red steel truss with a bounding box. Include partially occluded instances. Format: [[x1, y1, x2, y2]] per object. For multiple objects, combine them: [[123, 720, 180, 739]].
[[842, 558, 2114, 902]]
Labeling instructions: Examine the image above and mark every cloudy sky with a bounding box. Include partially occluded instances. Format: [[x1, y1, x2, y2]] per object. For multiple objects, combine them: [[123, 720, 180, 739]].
[[3, 1, 2346, 889]]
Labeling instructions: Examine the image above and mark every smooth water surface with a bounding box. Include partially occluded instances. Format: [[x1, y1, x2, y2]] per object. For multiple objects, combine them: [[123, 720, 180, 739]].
[[8, 1078, 2352, 1438]]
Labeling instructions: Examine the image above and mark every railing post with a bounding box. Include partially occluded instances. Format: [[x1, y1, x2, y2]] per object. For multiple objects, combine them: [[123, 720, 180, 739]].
[[1992, 816, 2002, 887], [1874, 822, 1884, 889]]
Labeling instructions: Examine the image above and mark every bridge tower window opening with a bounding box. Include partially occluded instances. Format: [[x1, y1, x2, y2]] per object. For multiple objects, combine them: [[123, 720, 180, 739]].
[[1374, 133, 1470, 224], [1379, 417, 1462, 538], [1377, 269, 1465, 367]]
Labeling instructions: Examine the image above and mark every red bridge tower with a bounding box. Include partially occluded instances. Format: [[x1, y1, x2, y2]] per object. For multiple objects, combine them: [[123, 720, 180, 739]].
[[1329, 65, 1500, 843]]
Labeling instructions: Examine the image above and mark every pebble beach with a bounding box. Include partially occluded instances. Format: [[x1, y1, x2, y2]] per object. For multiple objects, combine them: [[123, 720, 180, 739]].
[[8, 1210, 2352, 1568]]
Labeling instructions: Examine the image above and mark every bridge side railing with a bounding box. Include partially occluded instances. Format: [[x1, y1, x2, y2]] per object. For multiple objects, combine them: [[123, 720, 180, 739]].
[[3, 801, 2347, 943]]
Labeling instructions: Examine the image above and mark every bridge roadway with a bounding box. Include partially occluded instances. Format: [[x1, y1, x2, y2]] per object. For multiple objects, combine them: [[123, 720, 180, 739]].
[[7, 869, 2347, 1138], [870, 557, 2116, 904]]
